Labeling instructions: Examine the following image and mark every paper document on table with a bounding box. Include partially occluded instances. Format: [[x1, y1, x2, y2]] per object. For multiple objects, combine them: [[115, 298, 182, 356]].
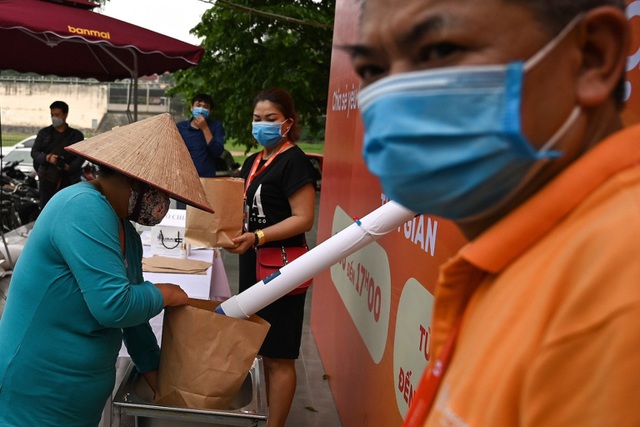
[[142, 255, 212, 275]]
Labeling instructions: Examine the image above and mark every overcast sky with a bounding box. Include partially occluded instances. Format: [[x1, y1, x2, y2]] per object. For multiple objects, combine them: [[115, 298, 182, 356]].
[[100, 0, 211, 45]]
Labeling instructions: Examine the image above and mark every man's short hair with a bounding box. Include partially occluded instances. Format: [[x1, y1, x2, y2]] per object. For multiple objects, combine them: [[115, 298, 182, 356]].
[[507, 0, 626, 105], [507, 0, 625, 34], [49, 100, 69, 114], [191, 93, 215, 109]]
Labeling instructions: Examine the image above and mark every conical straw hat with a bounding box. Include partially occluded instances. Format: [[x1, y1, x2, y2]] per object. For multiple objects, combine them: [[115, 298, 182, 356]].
[[65, 113, 214, 213]]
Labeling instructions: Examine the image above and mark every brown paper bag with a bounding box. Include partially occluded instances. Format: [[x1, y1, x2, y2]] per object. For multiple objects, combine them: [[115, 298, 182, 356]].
[[154, 298, 270, 410], [185, 177, 244, 248]]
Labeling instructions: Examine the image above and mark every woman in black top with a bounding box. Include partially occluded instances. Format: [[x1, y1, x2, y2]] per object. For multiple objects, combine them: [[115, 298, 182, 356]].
[[228, 88, 317, 427]]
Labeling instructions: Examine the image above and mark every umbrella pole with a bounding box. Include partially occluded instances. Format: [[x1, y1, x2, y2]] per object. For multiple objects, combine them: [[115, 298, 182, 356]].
[[124, 77, 138, 123], [133, 53, 139, 122], [93, 45, 140, 123], [124, 63, 138, 123], [125, 81, 133, 124], [133, 76, 138, 122]]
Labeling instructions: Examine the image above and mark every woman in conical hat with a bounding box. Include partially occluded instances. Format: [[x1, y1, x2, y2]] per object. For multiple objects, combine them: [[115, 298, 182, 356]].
[[0, 114, 211, 426]]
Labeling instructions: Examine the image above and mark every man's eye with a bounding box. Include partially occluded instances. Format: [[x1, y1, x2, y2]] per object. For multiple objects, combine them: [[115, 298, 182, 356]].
[[419, 42, 460, 63], [354, 64, 387, 84]]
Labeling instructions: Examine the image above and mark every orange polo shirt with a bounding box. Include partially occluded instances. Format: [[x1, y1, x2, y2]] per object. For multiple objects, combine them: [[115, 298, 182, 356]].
[[425, 125, 640, 426]]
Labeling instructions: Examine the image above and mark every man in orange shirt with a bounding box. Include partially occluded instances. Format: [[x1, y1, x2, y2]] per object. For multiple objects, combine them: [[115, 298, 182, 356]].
[[353, 0, 640, 425]]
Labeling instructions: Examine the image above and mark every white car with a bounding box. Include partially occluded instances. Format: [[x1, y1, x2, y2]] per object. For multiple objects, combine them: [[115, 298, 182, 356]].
[[1, 135, 36, 156], [1, 147, 36, 176]]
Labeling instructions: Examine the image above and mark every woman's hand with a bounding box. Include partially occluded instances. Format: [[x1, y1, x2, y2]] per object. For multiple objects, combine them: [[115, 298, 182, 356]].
[[155, 283, 189, 307], [225, 232, 255, 254], [142, 370, 159, 396]]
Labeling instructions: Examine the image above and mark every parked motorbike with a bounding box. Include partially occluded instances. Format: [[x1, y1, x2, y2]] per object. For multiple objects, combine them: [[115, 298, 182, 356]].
[[1, 160, 38, 191], [1, 161, 40, 232]]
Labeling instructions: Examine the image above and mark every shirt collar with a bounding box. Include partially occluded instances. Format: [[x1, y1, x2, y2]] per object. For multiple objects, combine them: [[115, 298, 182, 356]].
[[460, 125, 640, 273]]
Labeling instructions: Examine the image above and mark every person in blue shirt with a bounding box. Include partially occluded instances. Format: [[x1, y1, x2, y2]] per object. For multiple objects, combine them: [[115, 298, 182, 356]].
[[0, 114, 212, 427], [177, 93, 226, 178]]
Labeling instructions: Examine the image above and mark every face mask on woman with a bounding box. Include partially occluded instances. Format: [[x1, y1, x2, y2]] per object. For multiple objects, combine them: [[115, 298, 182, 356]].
[[127, 184, 170, 226], [252, 120, 291, 147]]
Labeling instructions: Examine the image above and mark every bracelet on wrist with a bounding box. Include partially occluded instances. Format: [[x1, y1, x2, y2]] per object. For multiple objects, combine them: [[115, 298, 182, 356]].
[[255, 229, 266, 246]]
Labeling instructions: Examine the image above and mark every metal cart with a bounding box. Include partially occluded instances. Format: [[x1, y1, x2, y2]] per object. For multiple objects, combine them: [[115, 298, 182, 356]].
[[112, 357, 267, 427]]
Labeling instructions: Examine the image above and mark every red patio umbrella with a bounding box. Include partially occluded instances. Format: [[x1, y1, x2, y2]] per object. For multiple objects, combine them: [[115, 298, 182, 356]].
[[0, 0, 206, 259], [0, 0, 205, 120]]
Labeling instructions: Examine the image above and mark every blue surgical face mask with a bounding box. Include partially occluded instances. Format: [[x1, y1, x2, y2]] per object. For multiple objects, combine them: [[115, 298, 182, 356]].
[[192, 106, 210, 119], [358, 16, 582, 221], [252, 121, 288, 147]]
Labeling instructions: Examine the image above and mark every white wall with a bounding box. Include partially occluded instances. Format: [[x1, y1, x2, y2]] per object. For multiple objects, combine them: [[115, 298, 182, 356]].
[[0, 81, 108, 131]]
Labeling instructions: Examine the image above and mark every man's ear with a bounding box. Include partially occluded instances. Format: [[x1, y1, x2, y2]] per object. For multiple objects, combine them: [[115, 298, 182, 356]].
[[576, 7, 630, 107]]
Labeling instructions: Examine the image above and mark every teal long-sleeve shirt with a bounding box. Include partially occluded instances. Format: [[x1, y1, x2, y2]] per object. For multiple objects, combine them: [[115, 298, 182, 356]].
[[0, 182, 164, 426]]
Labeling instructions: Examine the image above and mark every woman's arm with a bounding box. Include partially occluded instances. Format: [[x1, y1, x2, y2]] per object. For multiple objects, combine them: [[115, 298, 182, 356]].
[[258, 183, 316, 243], [228, 183, 316, 254]]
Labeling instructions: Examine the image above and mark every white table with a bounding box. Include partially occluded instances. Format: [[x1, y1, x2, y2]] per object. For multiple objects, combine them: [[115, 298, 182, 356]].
[[119, 246, 224, 356], [105, 241, 232, 426], [143, 246, 217, 299]]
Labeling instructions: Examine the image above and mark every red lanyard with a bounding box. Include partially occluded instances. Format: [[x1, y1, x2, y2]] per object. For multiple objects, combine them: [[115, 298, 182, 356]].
[[244, 141, 292, 199], [403, 316, 463, 427]]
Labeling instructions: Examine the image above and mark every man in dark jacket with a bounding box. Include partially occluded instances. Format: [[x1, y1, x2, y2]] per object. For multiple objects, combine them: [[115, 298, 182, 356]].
[[31, 100, 84, 209]]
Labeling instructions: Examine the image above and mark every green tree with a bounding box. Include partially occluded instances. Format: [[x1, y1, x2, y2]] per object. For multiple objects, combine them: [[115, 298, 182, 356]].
[[169, 0, 335, 149]]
